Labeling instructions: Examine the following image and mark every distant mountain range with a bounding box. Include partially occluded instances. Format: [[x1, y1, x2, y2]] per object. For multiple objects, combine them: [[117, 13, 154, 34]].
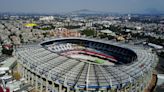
[[0, 9, 164, 16], [144, 8, 164, 15], [64, 9, 164, 16], [66, 9, 118, 15], [69, 9, 105, 14]]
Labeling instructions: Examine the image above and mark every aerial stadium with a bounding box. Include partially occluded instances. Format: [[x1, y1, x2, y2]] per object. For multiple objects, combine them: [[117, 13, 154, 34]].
[[15, 37, 158, 92]]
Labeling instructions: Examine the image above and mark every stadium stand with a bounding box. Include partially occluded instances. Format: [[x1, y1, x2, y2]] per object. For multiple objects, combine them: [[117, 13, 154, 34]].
[[15, 37, 158, 92]]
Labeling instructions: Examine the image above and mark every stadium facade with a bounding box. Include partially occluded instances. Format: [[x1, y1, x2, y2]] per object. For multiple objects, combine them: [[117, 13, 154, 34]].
[[16, 37, 158, 92]]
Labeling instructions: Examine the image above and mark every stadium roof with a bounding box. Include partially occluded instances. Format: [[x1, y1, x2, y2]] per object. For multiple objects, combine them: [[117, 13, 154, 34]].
[[16, 37, 158, 89]]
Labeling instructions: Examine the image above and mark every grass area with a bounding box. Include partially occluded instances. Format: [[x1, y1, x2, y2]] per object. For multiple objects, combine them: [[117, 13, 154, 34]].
[[95, 59, 105, 64], [25, 23, 37, 27]]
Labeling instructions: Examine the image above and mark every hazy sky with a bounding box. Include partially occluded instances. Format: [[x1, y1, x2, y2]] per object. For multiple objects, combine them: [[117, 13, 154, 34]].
[[0, 0, 164, 14]]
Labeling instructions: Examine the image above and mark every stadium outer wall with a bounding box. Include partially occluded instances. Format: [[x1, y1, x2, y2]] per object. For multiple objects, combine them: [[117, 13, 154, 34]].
[[17, 63, 155, 92], [16, 38, 158, 92]]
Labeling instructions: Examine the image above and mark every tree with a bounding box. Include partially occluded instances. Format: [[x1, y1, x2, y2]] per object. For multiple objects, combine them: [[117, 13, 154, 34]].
[[99, 33, 107, 39], [81, 29, 95, 36], [13, 71, 21, 80]]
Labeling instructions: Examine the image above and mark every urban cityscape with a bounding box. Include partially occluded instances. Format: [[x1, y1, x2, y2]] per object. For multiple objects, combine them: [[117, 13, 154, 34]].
[[0, 0, 164, 92]]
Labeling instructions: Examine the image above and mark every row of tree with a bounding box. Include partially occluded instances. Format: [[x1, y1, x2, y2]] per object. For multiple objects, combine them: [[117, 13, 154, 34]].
[[81, 29, 96, 36]]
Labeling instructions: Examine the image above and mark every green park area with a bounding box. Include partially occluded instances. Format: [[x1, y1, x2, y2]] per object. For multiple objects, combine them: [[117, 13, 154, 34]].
[[25, 23, 37, 27], [94, 59, 105, 64]]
